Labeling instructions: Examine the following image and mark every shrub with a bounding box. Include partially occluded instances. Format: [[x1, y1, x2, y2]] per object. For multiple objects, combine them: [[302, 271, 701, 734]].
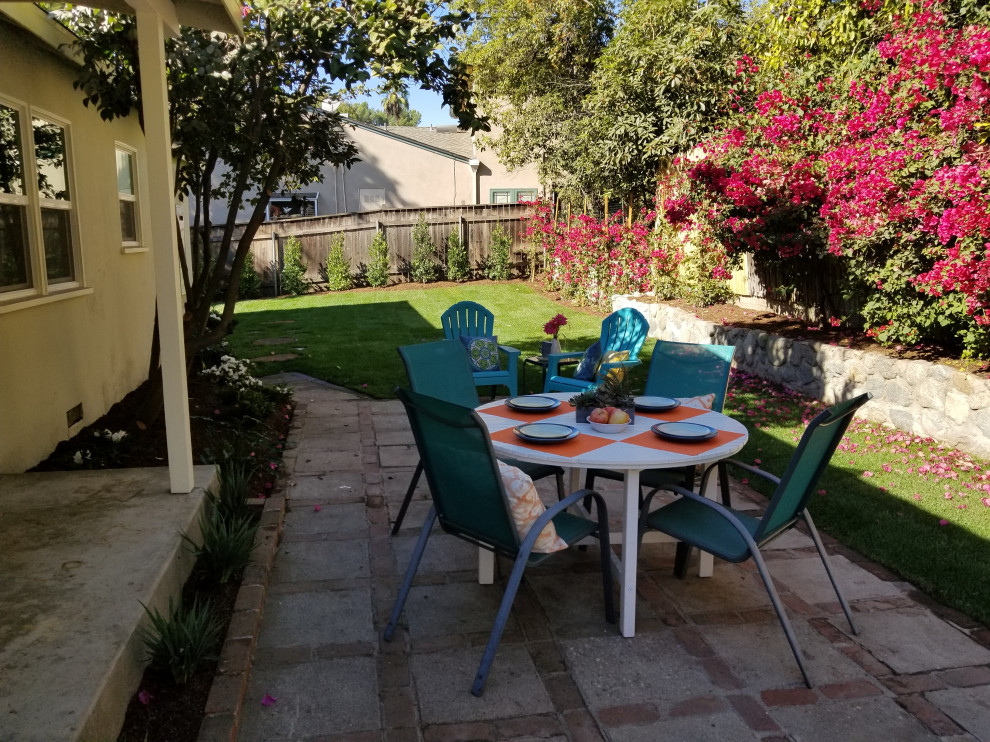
[[366, 230, 390, 287], [324, 234, 353, 291], [139, 597, 222, 685], [184, 508, 258, 585], [280, 236, 308, 295], [238, 251, 263, 299], [445, 227, 470, 281], [483, 225, 513, 281], [409, 214, 439, 283], [212, 459, 254, 522]]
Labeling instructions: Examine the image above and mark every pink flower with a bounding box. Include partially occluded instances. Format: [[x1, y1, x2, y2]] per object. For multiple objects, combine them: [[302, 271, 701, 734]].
[[261, 693, 277, 706], [138, 690, 153, 705], [314, 504, 322, 512], [939, 519, 949, 526], [981, 497, 990, 507]]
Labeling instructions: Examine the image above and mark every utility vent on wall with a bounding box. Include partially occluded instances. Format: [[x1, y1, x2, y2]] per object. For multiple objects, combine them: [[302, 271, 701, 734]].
[[66, 403, 83, 429]]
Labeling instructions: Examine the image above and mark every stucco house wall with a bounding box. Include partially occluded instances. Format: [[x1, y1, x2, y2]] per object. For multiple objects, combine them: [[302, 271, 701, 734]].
[[212, 114, 542, 224], [0, 17, 156, 472]]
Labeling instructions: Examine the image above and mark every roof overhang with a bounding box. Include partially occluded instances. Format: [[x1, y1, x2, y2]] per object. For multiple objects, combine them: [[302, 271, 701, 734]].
[[0, 0, 242, 37]]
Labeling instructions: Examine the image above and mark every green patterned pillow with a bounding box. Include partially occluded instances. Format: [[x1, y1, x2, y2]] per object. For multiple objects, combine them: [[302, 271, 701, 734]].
[[460, 335, 502, 372]]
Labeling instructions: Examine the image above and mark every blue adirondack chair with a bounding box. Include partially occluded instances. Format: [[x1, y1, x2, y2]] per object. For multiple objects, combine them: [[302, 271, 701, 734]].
[[441, 301, 520, 398], [543, 307, 650, 393]]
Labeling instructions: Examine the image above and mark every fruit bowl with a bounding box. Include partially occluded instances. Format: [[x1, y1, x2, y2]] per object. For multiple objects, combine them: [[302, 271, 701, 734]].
[[589, 421, 632, 434]]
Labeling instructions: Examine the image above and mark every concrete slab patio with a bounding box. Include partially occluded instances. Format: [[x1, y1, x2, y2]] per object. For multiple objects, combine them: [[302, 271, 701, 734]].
[[212, 372, 990, 742], [0, 465, 216, 741]]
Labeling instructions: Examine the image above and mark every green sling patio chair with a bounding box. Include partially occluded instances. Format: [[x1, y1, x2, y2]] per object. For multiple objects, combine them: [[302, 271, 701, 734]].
[[585, 340, 736, 512], [441, 300, 521, 398], [543, 307, 650, 393], [391, 340, 565, 534], [384, 387, 615, 696], [638, 392, 871, 687]]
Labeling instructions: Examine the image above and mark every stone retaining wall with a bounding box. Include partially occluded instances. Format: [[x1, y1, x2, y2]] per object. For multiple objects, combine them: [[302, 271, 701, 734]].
[[615, 296, 990, 459]]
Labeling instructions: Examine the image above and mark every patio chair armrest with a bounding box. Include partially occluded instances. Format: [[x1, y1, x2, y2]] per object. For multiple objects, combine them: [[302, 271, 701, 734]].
[[498, 344, 521, 358], [520, 488, 608, 553], [546, 351, 583, 377]]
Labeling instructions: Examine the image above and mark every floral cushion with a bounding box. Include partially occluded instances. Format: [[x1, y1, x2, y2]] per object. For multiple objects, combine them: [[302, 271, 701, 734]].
[[460, 335, 501, 372], [573, 341, 602, 381], [497, 461, 567, 553], [677, 393, 716, 410]]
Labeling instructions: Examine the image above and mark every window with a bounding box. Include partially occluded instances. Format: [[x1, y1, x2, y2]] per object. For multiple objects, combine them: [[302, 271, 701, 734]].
[[359, 188, 386, 211], [0, 99, 79, 299], [116, 145, 140, 247], [489, 188, 538, 205], [267, 192, 318, 220]]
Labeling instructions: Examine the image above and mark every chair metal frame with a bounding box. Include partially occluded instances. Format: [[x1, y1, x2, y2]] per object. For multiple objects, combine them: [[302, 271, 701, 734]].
[[384, 388, 615, 696], [638, 392, 872, 687]]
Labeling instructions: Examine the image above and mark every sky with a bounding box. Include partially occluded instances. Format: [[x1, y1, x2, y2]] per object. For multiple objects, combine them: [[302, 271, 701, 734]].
[[348, 86, 458, 127]]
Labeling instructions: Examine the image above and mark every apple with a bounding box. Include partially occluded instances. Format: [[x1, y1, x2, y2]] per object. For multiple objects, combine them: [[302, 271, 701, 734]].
[[608, 409, 630, 424], [603, 406, 617, 416], [588, 407, 610, 424]]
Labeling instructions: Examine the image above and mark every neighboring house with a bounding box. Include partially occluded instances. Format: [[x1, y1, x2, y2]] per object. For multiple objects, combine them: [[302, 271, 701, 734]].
[[214, 108, 542, 224], [0, 2, 240, 488]]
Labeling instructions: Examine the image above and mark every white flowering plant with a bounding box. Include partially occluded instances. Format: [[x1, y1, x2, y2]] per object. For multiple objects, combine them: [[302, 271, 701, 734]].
[[71, 429, 131, 468], [200, 355, 262, 392]]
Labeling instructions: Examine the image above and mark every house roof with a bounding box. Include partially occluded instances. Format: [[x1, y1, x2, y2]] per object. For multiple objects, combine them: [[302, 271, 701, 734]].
[[346, 119, 476, 162]]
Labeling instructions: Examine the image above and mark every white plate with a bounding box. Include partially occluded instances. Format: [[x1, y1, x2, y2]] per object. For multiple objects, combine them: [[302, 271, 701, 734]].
[[513, 423, 579, 442], [505, 395, 561, 411], [651, 422, 717, 441], [635, 395, 679, 411]]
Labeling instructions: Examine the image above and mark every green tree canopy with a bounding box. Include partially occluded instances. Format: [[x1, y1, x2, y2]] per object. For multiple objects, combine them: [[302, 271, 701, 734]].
[[57, 0, 485, 422], [338, 99, 423, 126]]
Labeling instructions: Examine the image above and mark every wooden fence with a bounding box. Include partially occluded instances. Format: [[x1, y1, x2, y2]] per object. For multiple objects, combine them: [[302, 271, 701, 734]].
[[212, 203, 536, 293]]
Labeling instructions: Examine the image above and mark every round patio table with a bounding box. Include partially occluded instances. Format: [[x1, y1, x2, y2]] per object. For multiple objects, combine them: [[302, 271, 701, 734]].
[[477, 393, 749, 638]]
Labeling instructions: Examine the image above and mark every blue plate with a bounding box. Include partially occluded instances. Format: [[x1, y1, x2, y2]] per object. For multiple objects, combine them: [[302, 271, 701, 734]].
[[635, 395, 679, 412], [506, 395, 561, 412], [651, 422, 717, 441], [513, 423, 579, 443]]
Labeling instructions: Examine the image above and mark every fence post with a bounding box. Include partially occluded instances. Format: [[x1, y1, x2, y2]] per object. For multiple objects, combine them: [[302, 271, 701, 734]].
[[272, 232, 281, 297]]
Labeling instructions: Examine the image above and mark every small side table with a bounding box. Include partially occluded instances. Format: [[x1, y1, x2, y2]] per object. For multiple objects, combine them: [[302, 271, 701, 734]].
[[522, 355, 580, 393]]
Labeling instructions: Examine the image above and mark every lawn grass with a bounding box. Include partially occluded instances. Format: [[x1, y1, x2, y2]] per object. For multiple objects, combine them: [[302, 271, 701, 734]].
[[228, 283, 990, 627], [727, 371, 990, 626], [226, 282, 647, 397]]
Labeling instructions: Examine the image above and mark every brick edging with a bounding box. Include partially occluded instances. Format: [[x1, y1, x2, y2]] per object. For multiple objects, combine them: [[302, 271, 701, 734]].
[[196, 487, 289, 741]]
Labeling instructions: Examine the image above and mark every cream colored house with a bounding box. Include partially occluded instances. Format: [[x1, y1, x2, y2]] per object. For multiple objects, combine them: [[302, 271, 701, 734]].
[[216, 110, 542, 223], [1, 1, 240, 489]]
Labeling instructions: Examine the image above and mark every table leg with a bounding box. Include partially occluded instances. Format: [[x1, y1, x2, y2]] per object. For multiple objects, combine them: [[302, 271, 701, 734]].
[[620, 471, 640, 638], [697, 468, 717, 578], [478, 548, 495, 584]]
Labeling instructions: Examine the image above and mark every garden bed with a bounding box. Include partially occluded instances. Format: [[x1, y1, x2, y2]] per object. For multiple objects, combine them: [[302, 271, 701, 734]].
[[31, 370, 292, 742]]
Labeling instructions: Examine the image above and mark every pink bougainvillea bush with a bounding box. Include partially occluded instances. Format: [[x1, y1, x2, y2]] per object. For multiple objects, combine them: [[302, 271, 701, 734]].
[[521, 200, 683, 310], [661, 0, 990, 356]]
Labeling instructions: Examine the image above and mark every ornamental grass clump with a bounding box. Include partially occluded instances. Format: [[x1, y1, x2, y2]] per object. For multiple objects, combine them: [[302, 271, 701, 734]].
[[139, 597, 222, 685], [184, 506, 258, 585]]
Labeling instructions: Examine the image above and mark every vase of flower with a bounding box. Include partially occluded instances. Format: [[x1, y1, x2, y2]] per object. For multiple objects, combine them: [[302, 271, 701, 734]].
[[542, 314, 567, 356]]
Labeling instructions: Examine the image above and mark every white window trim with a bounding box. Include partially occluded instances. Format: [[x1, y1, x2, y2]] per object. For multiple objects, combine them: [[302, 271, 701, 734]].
[[0, 95, 83, 306], [115, 141, 143, 251]]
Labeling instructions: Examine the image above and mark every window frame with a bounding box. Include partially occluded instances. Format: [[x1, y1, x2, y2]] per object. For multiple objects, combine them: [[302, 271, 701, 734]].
[[489, 188, 539, 205], [0, 95, 82, 306], [115, 142, 143, 251]]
